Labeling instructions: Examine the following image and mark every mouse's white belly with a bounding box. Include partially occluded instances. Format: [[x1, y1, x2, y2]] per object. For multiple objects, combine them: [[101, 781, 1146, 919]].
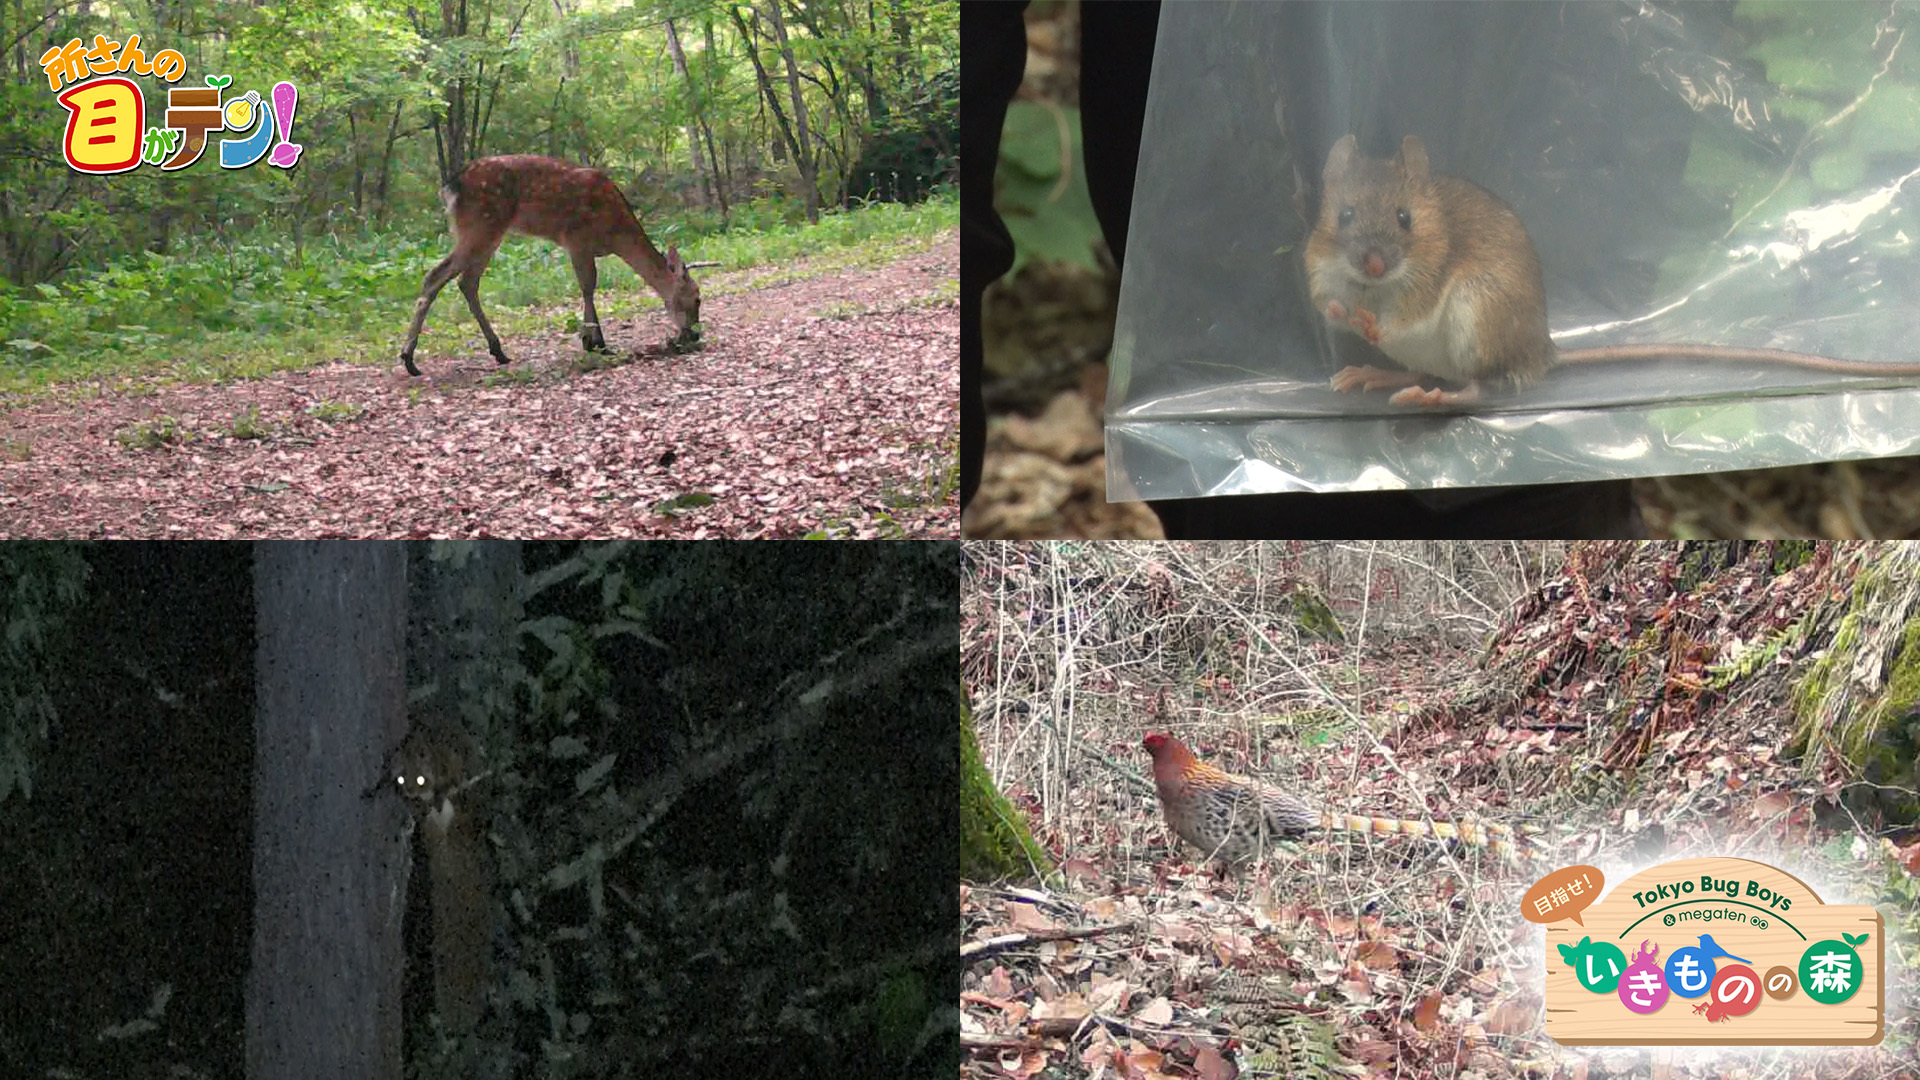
[[1377, 284, 1483, 383]]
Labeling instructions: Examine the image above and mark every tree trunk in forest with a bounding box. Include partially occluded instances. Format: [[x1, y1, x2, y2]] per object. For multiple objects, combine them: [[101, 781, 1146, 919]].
[[663, 19, 710, 208], [889, 0, 915, 89], [406, 541, 521, 748], [730, 5, 798, 175], [440, 0, 469, 178], [784, 1, 862, 207], [550, 0, 580, 78], [411, 0, 476, 182], [374, 102, 404, 221], [703, 18, 734, 211], [349, 113, 366, 214], [856, 6, 888, 130], [13, 0, 30, 79], [762, 0, 820, 222], [247, 542, 410, 1080], [400, 541, 519, 1059]]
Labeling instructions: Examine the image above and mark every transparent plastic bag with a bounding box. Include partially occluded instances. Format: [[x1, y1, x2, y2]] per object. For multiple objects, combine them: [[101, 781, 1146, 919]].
[[1105, 2, 1920, 499]]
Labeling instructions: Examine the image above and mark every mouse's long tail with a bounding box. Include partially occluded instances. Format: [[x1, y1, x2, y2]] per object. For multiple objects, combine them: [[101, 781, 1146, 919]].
[[1557, 344, 1920, 376]]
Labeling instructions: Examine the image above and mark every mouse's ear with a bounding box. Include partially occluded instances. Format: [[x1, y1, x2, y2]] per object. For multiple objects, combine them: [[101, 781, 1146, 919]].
[[1396, 136, 1429, 182], [1323, 134, 1358, 182]]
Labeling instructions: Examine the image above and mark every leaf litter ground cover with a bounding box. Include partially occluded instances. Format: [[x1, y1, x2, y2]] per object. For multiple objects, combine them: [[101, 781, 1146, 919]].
[[0, 233, 957, 538]]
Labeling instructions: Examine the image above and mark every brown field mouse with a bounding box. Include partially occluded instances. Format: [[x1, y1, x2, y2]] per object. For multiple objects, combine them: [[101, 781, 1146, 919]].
[[1304, 134, 1920, 407]]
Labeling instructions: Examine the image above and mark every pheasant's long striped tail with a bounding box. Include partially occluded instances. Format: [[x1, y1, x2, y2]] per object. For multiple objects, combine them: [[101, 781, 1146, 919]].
[[1316, 811, 1539, 861]]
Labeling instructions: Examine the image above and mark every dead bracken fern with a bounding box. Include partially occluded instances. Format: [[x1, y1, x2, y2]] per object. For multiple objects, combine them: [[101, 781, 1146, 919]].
[[1211, 973, 1359, 1080]]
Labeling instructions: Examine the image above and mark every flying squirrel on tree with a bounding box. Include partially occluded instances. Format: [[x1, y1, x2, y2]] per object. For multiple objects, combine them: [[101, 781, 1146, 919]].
[[1141, 732, 1539, 864], [389, 719, 497, 1038]]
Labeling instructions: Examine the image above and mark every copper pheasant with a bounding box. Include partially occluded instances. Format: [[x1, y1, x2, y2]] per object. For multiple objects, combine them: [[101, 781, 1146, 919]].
[[1141, 732, 1524, 864]]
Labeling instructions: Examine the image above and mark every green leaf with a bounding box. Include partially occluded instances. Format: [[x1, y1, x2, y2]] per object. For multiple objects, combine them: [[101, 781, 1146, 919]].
[[522, 615, 577, 664], [654, 492, 715, 513], [1809, 146, 1867, 192], [995, 102, 1103, 274], [574, 752, 617, 793]]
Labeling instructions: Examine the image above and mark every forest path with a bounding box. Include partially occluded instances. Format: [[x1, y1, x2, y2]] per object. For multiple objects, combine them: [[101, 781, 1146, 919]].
[[0, 232, 957, 538]]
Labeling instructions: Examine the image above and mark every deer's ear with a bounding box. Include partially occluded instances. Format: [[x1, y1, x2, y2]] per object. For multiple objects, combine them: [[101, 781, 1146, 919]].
[[667, 246, 682, 269]]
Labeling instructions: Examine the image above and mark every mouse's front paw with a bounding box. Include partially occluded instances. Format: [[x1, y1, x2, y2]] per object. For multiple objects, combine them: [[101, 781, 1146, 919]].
[[1345, 305, 1383, 345]]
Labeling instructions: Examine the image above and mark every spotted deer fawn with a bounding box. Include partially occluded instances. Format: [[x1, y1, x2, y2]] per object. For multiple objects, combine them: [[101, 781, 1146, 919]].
[[400, 155, 702, 376]]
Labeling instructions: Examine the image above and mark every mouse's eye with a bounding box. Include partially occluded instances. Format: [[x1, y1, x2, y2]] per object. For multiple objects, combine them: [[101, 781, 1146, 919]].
[[1397, 208, 1412, 230], [1337, 206, 1354, 228]]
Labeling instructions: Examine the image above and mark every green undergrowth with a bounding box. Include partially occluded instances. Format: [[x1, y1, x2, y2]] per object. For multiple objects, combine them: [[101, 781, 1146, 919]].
[[801, 433, 958, 538], [0, 191, 956, 402]]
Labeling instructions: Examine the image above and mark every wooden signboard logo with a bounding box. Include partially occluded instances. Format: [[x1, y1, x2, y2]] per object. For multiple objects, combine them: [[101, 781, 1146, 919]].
[[1533, 857, 1884, 1045]]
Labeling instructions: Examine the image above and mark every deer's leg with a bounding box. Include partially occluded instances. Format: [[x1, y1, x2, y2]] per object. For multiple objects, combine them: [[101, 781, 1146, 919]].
[[400, 254, 463, 376], [455, 262, 509, 365], [568, 248, 606, 352]]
